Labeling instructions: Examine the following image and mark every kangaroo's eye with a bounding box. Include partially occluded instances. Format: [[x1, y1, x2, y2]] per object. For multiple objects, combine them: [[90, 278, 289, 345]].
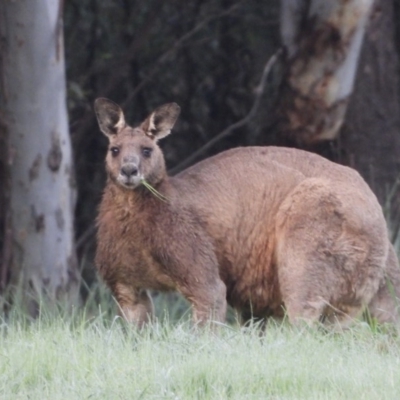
[[142, 147, 152, 158], [110, 147, 120, 157]]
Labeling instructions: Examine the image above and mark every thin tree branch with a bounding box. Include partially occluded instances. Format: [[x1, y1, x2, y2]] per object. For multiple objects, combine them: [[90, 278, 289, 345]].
[[85, 2, 241, 101], [169, 48, 282, 175], [76, 224, 96, 251], [122, 2, 242, 108], [72, 2, 241, 141]]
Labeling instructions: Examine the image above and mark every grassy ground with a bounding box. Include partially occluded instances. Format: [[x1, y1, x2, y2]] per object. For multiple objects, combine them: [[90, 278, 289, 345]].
[[1, 302, 400, 400]]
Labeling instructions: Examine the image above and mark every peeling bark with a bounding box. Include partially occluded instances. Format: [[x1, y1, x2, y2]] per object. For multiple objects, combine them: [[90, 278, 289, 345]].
[[0, 1, 80, 309], [339, 0, 400, 238], [279, 0, 374, 144]]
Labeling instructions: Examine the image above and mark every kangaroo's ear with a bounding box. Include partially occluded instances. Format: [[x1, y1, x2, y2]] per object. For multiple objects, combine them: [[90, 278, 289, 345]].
[[141, 103, 180, 141], [94, 98, 126, 137]]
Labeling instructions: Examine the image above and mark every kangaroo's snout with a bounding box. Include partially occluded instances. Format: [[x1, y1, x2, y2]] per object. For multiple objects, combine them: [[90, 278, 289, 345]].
[[121, 163, 139, 178], [118, 157, 141, 188], [117, 154, 142, 188]]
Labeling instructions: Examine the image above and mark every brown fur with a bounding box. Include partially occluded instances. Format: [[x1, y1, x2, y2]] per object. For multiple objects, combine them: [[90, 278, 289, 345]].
[[94, 98, 400, 328]]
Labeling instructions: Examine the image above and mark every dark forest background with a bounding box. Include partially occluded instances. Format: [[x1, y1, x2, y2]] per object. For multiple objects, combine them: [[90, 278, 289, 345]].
[[1, 0, 400, 311]]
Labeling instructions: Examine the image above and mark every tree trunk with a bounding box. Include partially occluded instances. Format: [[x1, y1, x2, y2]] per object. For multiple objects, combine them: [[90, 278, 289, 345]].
[[278, 0, 400, 240], [339, 0, 400, 242], [279, 0, 374, 145], [0, 0, 80, 313]]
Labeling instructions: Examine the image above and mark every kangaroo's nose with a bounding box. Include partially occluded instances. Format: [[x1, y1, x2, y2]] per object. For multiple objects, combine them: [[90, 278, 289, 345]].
[[121, 164, 138, 177]]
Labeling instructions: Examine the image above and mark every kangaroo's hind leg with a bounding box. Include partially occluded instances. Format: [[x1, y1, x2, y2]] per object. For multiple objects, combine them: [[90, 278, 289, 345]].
[[368, 243, 400, 325], [275, 178, 386, 328]]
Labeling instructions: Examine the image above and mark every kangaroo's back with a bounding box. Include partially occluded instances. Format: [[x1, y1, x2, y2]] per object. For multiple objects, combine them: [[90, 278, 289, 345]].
[[174, 146, 385, 259]]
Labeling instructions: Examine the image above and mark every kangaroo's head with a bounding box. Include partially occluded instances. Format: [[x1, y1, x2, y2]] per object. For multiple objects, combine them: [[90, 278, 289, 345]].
[[94, 98, 180, 190]]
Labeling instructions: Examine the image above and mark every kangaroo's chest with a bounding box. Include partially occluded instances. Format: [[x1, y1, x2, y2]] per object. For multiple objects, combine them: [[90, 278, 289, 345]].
[[97, 214, 176, 291]]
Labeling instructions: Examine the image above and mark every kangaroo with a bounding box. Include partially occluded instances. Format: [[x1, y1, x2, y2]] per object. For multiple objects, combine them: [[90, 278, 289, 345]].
[[94, 98, 400, 328]]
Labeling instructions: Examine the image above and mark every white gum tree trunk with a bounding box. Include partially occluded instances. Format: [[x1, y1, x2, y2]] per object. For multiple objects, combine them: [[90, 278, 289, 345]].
[[279, 0, 374, 144], [0, 0, 79, 312]]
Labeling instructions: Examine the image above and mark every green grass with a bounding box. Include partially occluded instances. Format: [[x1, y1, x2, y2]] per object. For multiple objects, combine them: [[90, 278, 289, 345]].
[[1, 305, 400, 400]]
